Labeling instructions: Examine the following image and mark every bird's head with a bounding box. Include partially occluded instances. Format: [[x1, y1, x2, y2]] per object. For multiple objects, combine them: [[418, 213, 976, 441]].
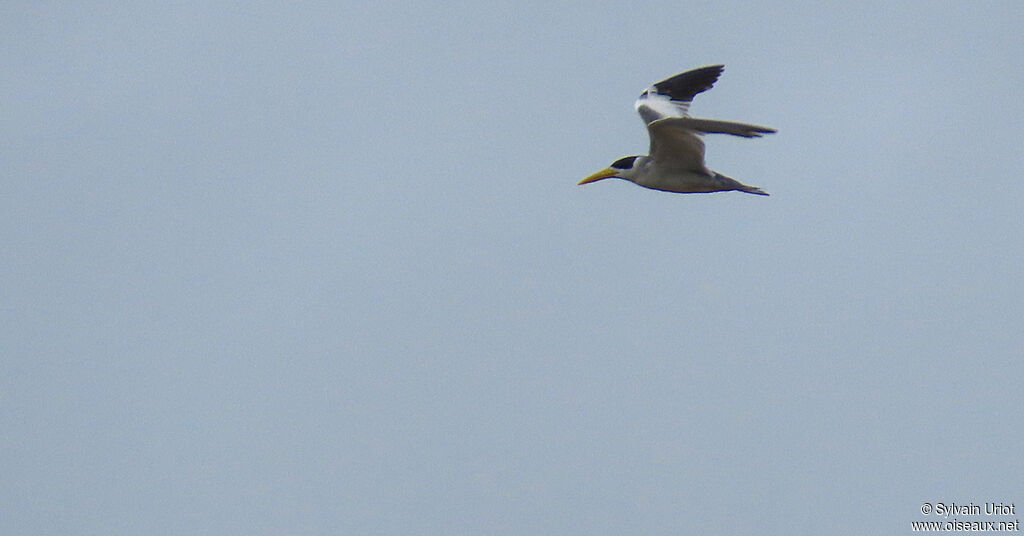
[[578, 155, 640, 185]]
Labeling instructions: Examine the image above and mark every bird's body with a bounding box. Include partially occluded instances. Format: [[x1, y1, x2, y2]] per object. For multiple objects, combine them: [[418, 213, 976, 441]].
[[579, 65, 775, 195]]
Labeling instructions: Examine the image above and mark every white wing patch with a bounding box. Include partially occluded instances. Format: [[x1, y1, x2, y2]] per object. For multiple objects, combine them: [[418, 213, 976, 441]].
[[633, 65, 724, 126], [635, 91, 691, 125]]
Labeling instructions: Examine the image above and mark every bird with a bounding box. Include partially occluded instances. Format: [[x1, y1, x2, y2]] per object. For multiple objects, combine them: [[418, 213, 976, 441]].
[[578, 65, 776, 196]]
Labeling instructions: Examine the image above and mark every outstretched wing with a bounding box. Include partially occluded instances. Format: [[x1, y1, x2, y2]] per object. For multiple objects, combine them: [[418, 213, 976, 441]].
[[647, 119, 708, 173], [653, 117, 777, 138], [634, 65, 724, 125]]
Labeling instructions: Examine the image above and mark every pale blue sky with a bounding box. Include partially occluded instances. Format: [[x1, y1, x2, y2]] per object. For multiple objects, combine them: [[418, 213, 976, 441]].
[[3, 2, 1022, 535]]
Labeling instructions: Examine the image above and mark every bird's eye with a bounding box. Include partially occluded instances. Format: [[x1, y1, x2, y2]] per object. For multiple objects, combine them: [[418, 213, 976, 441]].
[[611, 156, 639, 170]]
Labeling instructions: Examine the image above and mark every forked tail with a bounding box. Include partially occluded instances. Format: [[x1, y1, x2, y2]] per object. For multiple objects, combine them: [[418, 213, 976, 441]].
[[738, 185, 769, 196], [713, 172, 769, 196]]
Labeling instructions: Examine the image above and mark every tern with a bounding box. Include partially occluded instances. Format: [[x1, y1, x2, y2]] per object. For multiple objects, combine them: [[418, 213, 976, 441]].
[[579, 65, 775, 195]]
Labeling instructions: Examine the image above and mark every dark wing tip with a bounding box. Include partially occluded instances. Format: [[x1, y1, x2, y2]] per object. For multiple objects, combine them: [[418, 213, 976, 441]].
[[650, 65, 725, 102]]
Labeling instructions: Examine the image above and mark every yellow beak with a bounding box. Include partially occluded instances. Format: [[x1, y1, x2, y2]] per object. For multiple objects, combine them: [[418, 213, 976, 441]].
[[578, 168, 619, 185]]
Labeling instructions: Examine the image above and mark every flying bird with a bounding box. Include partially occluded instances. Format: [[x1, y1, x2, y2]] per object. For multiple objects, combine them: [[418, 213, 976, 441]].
[[579, 65, 776, 195]]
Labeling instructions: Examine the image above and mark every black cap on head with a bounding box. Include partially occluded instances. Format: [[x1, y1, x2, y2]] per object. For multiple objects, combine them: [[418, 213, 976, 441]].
[[611, 156, 639, 170]]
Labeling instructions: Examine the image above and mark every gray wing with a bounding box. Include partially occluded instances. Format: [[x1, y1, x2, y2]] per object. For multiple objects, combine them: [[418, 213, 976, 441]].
[[647, 119, 708, 173], [656, 117, 777, 138]]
